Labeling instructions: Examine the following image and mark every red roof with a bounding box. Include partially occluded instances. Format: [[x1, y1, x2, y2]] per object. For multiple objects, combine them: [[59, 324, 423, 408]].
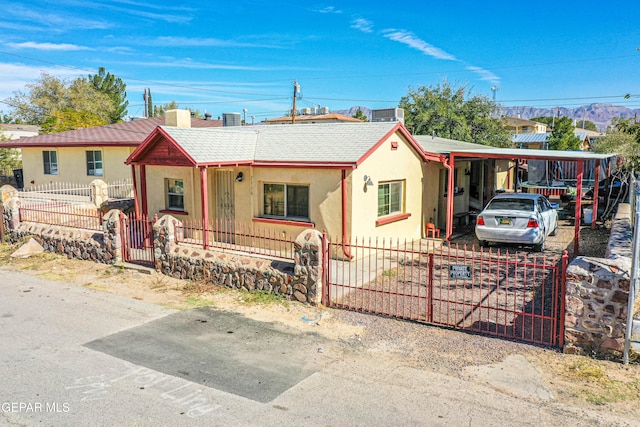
[[0, 117, 222, 148]]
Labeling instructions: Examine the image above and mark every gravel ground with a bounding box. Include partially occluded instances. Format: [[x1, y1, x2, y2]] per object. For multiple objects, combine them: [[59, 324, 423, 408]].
[[329, 217, 614, 375]]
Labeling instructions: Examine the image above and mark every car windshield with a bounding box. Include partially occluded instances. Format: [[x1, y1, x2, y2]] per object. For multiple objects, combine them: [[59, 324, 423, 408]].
[[486, 198, 534, 212]]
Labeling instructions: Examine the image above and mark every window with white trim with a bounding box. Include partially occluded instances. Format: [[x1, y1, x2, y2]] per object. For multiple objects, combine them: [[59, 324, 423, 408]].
[[378, 180, 404, 217], [43, 150, 58, 175], [263, 183, 309, 220], [86, 150, 103, 176], [167, 179, 185, 211]]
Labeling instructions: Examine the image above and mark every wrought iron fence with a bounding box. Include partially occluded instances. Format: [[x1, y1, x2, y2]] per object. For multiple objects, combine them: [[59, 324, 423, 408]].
[[18, 202, 103, 231], [324, 236, 567, 347], [174, 218, 296, 261]]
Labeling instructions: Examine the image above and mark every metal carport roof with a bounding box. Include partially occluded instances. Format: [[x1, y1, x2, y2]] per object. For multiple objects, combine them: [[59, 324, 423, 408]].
[[440, 147, 617, 254]]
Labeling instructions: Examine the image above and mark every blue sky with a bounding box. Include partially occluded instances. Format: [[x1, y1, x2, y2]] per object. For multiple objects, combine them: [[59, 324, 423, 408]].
[[1, 0, 639, 120]]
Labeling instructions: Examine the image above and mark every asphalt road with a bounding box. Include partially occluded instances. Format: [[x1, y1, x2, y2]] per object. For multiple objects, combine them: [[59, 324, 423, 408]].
[[0, 269, 635, 426]]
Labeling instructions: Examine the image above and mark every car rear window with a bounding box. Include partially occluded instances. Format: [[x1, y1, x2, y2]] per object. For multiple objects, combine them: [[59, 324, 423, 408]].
[[486, 198, 534, 212]]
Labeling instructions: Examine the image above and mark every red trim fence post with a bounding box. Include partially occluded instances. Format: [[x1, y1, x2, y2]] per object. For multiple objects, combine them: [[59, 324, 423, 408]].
[[558, 250, 569, 347], [428, 252, 434, 323]]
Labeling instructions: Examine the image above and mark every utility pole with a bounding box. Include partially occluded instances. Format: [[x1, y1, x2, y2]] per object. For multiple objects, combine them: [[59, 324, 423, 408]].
[[490, 86, 499, 117], [291, 81, 300, 124]]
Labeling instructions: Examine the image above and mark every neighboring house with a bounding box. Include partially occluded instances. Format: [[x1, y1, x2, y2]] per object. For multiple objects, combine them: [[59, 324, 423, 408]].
[[0, 113, 221, 187], [512, 132, 590, 151], [0, 124, 40, 140], [126, 110, 442, 243], [263, 112, 363, 125], [502, 117, 547, 134]]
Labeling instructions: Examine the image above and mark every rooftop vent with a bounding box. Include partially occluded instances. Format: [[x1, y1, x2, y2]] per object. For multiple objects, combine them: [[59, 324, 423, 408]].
[[222, 112, 242, 127], [371, 108, 404, 124]]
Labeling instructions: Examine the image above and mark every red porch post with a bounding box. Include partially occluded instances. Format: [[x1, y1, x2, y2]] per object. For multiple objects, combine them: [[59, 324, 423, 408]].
[[573, 160, 584, 255], [131, 164, 140, 217], [446, 155, 455, 241], [200, 166, 209, 250], [140, 164, 148, 217], [592, 159, 600, 230]]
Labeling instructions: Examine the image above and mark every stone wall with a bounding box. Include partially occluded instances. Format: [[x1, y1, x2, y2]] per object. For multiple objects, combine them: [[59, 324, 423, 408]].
[[153, 215, 323, 305], [564, 203, 635, 358], [2, 200, 122, 265]]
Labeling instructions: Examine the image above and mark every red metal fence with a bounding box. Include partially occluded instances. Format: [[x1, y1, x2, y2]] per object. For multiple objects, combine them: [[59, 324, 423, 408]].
[[174, 218, 296, 261], [18, 202, 103, 231], [323, 237, 568, 347], [119, 212, 155, 266]]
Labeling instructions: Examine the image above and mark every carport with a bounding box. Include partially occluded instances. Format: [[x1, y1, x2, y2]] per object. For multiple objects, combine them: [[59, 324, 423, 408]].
[[442, 148, 616, 254]]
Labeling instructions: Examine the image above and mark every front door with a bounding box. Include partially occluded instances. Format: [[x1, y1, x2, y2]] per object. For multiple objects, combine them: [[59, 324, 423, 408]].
[[215, 170, 235, 243]]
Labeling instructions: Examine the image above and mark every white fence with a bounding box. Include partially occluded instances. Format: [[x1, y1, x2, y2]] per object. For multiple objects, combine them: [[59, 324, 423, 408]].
[[19, 179, 133, 205]]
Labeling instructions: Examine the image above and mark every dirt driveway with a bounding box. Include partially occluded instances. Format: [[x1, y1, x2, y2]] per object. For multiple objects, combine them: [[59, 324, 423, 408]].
[[449, 218, 611, 259]]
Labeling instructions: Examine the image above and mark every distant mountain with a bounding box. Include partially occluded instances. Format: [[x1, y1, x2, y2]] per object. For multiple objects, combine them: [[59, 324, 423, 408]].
[[499, 103, 640, 132], [333, 106, 372, 120], [334, 103, 640, 132]]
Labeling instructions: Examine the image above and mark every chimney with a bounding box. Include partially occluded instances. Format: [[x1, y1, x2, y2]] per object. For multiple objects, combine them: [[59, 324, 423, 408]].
[[165, 109, 191, 128]]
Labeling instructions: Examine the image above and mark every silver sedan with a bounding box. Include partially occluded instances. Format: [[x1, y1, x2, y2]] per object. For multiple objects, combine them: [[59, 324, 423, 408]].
[[475, 193, 558, 251]]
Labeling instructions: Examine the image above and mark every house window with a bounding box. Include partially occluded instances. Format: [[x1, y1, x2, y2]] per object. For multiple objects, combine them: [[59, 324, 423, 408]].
[[43, 151, 58, 175], [86, 150, 103, 176], [263, 183, 309, 220], [378, 181, 404, 216], [167, 179, 185, 211]]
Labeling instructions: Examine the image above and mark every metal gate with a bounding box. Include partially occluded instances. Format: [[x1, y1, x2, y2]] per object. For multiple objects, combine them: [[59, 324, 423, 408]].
[[323, 238, 568, 347], [120, 212, 155, 266]]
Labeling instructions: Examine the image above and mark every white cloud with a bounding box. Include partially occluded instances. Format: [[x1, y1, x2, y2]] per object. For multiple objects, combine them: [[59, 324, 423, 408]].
[[0, 62, 84, 102], [351, 18, 373, 33], [152, 36, 283, 49], [6, 42, 91, 51], [382, 29, 457, 61], [314, 6, 342, 14], [466, 65, 500, 85]]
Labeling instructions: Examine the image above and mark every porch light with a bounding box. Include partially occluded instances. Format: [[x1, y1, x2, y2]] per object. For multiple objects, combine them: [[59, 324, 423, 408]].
[[235, 172, 244, 182], [363, 175, 373, 186]]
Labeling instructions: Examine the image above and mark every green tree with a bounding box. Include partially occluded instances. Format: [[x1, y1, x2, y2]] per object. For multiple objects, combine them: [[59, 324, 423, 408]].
[[153, 101, 180, 118], [6, 72, 115, 127], [399, 80, 511, 147], [87, 67, 129, 123], [352, 108, 369, 122], [40, 108, 109, 134], [0, 131, 21, 175], [596, 117, 640, 170], [530, 116, 555, 128], [547, 116, 581, 150], [577, 120, 598, 132]]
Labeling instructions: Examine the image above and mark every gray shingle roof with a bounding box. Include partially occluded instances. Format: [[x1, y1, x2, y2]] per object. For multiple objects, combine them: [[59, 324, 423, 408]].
[[158, 122, 403, 165], [413, 135, 494, 154]]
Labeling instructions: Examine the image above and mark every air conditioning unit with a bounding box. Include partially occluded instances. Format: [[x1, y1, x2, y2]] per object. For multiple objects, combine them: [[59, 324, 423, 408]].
[[371, 108, 404, 123], [301, 108, 312, 115], [319, 106, 330, 115]]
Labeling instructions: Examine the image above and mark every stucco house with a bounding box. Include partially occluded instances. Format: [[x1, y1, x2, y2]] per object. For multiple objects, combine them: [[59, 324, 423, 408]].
[[126, 110, 448, 245], [0, 114, 221, 187], [0, 124, 40, 140], [501, 117, 548, 134]]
